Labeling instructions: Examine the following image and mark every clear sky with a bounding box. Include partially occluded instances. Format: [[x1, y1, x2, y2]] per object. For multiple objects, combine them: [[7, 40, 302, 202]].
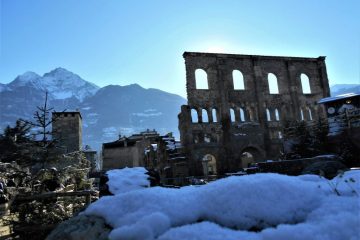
[[0, 0, 359, 98]]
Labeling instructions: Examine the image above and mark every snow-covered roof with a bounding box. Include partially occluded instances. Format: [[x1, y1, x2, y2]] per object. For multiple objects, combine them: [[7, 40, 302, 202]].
[[318, 93, 360, 104]]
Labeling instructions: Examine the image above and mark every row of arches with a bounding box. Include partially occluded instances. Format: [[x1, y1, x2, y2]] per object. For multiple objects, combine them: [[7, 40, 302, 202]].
[[195, 69, 312, 94], [191, 106, 315, 123], [191, 108, 218, 123]]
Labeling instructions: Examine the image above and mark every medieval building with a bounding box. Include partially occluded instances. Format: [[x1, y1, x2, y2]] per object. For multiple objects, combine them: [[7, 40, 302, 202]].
[[178, 52, 330, 176], [52, 111, 82, 153], [102, 130, 159, 170]]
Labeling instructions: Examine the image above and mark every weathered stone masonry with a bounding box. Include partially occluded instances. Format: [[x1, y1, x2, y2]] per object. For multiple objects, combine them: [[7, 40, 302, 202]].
[[178, 52, 330, 176]]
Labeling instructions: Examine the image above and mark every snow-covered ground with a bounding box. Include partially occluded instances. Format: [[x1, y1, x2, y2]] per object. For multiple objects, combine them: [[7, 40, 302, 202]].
[[85, 168, 360, 240]]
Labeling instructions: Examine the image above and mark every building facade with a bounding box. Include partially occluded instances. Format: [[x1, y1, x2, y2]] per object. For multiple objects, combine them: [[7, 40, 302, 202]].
[[178, 52, 330, 176]]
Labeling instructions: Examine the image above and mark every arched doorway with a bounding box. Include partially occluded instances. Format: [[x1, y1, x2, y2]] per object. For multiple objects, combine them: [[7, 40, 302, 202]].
[[240, 147, 263, 168], [202, 154, 217, 176]]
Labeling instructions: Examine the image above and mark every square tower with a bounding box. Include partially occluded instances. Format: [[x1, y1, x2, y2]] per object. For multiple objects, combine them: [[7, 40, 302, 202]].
[[52, 111, 82, 153]]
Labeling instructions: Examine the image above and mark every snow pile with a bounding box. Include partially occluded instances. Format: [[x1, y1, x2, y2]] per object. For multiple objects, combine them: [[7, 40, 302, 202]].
[[106, 167, 150, 195], [86, 170, 360, 240]]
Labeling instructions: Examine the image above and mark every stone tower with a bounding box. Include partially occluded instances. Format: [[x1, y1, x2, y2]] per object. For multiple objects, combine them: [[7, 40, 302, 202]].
[[52, 111, 82, 153]]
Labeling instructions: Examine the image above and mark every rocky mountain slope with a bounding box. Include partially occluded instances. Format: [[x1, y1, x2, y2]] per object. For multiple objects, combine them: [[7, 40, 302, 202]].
[[0, 68, 186, 150]]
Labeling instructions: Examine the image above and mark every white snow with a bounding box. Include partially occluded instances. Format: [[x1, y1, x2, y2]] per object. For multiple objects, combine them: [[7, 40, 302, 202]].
[[106, 167, 150, 195], [85, 170, 360, 240]]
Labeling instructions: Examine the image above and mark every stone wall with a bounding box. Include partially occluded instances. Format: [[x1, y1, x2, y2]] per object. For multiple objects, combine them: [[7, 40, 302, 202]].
[[179, 52, 330, 175]]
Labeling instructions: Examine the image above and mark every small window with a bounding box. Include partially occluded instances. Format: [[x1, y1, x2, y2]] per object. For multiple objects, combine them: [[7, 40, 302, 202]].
[[308, 108, 313, 121], [268, 73, 279, 94], [232, 70, 245, 90], [230, 108, 236, 122], [300, 109, 304, 121], [278, 131, 283, 139], [240, 108, 245, 122], [212, 109, 217, 122], [195, 69, 208, 89], [202, 109, 209, 123], [301, 73, 311, 94], [266, 108, 271, 121], [275, 109, 280, 121], [191, 109, 198, 123], [204, 134, 211, 143]]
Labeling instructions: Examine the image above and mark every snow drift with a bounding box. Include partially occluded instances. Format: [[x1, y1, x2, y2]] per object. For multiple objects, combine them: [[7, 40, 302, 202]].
[[85, 168, 360, 240]]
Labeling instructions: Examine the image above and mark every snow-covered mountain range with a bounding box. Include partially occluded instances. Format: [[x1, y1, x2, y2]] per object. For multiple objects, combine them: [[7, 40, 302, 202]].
[[4, 68, 99, 101], [0, 68, 186, 150]]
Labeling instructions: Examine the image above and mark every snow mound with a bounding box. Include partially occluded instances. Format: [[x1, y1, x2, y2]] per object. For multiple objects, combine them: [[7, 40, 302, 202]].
[[106, 167, 150, 195], [86, 170, 360, 240]]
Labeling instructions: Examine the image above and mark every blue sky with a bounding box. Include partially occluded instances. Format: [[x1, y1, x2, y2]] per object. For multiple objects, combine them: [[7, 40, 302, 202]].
[[0, 0, 359, 97]]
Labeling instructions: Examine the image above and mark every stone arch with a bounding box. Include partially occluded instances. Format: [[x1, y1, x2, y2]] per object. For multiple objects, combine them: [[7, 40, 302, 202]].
[[191, 108, 199, 123], [240, 108, 246, 122], [300, 73, 311, 94], [240, 146, 264, 168], [275, 108, 280, 121], [195, 69, 208, 89], [232, 70, 245, 90], [266, 108, 271, 121], [268, 73, 279, 94], [230, 108, 236, 122], [201, 108, 209, 123], [212, 108, 218, 123]]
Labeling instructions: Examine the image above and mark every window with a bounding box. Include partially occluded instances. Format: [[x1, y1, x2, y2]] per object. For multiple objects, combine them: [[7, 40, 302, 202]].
[[275, 109, 280, 121], [191, 109, 198, 123], [232, 70, 245, 90], [308, 108, 313, 121], [268, 73, 279, 94], [240, 108, 245, 122], [300, 109, 304, 121], [230, 108, 236, 122], [195, 69, 208, 89], [266, 108, 271, 121], [212, 109, 217, 122], [202, 109, 209, 122], [300, 73, 311, 94], [278, 131, 283, 139]]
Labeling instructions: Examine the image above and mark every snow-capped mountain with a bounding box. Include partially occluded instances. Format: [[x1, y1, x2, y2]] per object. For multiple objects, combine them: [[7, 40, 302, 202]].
[[0, 68, 186, 150], [4, 68, 99, 102]]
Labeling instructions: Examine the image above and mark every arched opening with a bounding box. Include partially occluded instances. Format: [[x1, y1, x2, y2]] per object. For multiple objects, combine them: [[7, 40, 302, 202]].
[[308, 108, 313, 120], [230, 108, 236, 122], [202, 109, 209, 123], [266, 108, 271, 121], [195, 69, 208, 89], [240, 108, 245, 122], [268, 73, 279, 94], [212, 108, 217, 122], [300, 108, 304, 121], [300, 73, 311, 94], [202, 154, 217, 176], [191, 109, 198, 123], [232, 70, 245, 90], [239, 147, 263, 169], [275, 108, 280, 121]]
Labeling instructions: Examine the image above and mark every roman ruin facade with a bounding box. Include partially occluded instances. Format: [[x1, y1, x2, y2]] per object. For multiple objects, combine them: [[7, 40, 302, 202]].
[[178, 52, 330, 176]]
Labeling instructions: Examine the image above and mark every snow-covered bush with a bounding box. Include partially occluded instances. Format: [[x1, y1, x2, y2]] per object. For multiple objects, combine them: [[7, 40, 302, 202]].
[[85, 170, 360, 240]]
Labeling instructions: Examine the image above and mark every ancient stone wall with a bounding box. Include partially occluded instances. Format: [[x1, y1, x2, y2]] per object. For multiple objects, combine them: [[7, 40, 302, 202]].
[[179, 52, 330, 175]]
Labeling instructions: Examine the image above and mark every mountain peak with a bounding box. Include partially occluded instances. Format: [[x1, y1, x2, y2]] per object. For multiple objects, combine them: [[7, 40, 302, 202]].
[[43, 67, 77, 78]]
